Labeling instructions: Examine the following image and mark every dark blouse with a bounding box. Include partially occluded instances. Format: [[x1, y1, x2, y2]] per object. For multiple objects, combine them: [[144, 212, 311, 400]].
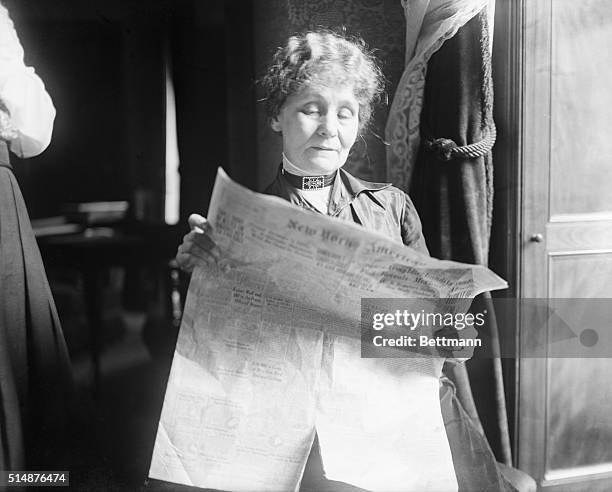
[[265, 166, 429, 255]]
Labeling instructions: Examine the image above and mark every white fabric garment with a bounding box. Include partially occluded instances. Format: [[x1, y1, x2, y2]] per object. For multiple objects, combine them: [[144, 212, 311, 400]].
[[0, 4, 55, 158], [385, 0, 491, 190]]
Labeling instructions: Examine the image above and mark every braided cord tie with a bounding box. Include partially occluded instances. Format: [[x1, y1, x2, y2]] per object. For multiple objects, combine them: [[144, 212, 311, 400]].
[[423, 124, 496, 162]]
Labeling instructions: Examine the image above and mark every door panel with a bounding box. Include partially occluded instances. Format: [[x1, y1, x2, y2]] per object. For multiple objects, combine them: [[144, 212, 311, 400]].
[[546, 255, 612, 474], [547, 357, 612, 471], [549, 253, 612, 298], [519, 0, 612, 489], [549, 0, 612, 215]]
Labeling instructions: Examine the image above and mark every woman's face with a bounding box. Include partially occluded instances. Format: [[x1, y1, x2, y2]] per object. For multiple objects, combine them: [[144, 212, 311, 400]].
[[271, 84, 360, 175]]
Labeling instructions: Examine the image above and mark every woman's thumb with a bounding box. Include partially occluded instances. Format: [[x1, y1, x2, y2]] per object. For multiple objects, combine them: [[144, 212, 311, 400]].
[[188, 213, 210, 233]]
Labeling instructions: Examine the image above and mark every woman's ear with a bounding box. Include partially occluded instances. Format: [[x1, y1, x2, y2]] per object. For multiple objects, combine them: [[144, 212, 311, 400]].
[[270, 116, 282, 133]]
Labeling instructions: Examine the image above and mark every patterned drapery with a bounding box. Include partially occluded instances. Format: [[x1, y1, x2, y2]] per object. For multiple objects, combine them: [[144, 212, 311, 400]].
[[385, 0, 489, 190]]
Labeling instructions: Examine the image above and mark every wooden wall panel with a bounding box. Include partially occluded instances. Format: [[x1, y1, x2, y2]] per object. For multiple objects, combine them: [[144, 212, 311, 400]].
[[519, 1, 612, 490], [549, 0, 612, 215], [545, 253, 612, 475]]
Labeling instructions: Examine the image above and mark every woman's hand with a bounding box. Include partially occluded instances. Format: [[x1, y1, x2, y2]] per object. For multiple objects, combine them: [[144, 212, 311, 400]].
[[175, 214, 221, 273], [434, 325, 478, 363]]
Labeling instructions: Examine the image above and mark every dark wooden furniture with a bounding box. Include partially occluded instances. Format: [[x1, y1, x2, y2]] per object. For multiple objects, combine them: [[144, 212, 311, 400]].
[[37, 224, 184, 392]]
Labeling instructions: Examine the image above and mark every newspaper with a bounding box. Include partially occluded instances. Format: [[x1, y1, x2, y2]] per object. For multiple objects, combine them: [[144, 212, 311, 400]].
[[149, 168, 507, 491]]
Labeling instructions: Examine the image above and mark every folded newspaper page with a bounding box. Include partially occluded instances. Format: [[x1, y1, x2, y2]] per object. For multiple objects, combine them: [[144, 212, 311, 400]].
[[149, 168, 507, 491]]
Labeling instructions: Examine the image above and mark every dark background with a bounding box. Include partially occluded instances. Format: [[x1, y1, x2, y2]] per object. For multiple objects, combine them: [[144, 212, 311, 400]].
[[4, 1, 258, 488], [6, 0, 257, 223]]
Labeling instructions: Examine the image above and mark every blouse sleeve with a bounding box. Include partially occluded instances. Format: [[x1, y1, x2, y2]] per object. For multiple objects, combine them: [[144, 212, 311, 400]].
[[0, 5, 55, 158], [400, 192, 429, 255]]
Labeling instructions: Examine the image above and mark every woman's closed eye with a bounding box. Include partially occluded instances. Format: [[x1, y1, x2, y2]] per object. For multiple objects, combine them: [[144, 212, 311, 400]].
[[338, 107, 356, 120], [301, 104, 321, 116]]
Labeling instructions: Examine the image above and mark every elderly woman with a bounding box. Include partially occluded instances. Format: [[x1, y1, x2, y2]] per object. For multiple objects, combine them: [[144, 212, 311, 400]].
[[176, 30, 510, 491], [178, 32, 428, 272]]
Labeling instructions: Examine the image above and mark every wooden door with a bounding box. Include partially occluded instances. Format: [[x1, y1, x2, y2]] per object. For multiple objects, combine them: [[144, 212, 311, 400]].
[[519, 0, 612, 489]]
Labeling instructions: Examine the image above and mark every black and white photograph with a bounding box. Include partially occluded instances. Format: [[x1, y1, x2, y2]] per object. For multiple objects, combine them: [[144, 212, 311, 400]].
[[1, 0, 610, 491]]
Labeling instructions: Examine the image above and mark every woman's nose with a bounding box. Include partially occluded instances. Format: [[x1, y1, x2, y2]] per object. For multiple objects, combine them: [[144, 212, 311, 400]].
[[317, 114, 338, 138]]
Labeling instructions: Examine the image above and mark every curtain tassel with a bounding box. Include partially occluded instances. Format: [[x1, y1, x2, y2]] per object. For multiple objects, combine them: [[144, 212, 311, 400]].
[[423, 123, 496, 161]]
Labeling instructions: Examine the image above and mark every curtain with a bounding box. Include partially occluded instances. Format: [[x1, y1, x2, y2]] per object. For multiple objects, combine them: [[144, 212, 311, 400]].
[[170, 2, 228, 221], [386, 0, 490, 189], [387, 0, 512, 465]]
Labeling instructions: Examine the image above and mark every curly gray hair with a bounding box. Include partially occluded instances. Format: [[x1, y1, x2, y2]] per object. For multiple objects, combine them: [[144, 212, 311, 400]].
[[260, 30, 385, 132]]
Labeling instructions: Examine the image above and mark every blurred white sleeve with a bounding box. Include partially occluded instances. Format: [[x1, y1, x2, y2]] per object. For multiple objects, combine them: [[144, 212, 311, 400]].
[[0, 4, 55, 158]]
